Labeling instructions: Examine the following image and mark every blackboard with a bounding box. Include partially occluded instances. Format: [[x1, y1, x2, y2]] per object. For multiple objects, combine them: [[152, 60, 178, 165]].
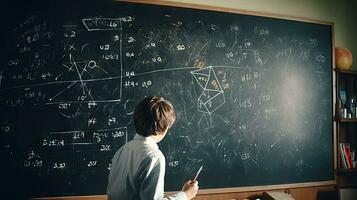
[[0, 0, 333, 198]]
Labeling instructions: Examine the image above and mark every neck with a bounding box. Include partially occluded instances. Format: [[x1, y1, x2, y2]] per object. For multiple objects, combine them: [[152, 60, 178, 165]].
[[148, 133, 164, 143]]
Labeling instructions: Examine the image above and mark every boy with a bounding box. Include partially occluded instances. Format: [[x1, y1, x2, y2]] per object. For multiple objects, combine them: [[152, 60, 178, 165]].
[[107, 96, 199, 200]]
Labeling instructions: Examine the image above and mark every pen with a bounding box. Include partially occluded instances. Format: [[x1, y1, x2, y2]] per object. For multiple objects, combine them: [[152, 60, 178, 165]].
[[193, 165, 203, 182]]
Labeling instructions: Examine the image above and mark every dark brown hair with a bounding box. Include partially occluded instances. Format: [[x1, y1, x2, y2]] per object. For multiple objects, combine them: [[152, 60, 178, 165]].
[[134, 96, 176, 137]]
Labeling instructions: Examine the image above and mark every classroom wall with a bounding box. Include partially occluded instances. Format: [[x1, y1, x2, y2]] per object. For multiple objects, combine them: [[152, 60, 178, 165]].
[[163, 0, 357, 70]]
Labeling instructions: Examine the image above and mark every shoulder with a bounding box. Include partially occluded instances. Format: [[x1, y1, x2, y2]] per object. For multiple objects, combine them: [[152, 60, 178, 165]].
[[147, 148, 165, 164]]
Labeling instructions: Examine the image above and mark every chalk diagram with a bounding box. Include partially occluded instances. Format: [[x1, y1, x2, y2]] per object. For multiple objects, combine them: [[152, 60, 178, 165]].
[[49, 17, 124, 104], [51, 53, 104, 102], [191, 66, 225, 114]]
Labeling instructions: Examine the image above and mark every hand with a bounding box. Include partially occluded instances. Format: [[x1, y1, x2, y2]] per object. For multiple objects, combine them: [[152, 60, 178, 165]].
[[182, 180, 199, 200]]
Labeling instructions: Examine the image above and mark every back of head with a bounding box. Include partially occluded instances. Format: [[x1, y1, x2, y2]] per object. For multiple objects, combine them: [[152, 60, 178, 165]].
[[134, 96, 176, 137]]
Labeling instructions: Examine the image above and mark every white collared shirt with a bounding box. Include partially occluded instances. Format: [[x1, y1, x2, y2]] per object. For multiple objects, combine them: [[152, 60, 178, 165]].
[[107, 134, 187, 200]]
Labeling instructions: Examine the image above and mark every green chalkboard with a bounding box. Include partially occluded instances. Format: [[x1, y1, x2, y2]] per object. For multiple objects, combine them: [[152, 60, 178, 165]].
[[0, 0, 333, 198]]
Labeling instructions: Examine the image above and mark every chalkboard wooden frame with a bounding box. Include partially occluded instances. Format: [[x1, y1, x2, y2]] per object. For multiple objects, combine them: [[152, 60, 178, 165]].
[[123, 0, 334, 26], [1, 0, 336, 199]]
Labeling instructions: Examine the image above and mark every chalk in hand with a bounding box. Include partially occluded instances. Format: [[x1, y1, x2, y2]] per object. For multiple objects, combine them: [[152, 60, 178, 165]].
[[192, 165, 203, 181]]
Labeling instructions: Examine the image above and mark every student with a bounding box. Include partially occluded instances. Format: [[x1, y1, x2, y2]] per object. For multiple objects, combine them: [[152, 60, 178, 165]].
[[107, 96, 199, 200]]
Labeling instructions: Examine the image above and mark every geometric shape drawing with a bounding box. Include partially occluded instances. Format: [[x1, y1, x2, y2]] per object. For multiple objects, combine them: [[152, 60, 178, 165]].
[[191, 66, 225, 114], [198, 89, 225, 114], [82, 18, 122, 31]]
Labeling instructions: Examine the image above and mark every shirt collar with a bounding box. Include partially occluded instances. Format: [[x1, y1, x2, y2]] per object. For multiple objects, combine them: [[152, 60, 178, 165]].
[[133, 134, 159, 148]]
